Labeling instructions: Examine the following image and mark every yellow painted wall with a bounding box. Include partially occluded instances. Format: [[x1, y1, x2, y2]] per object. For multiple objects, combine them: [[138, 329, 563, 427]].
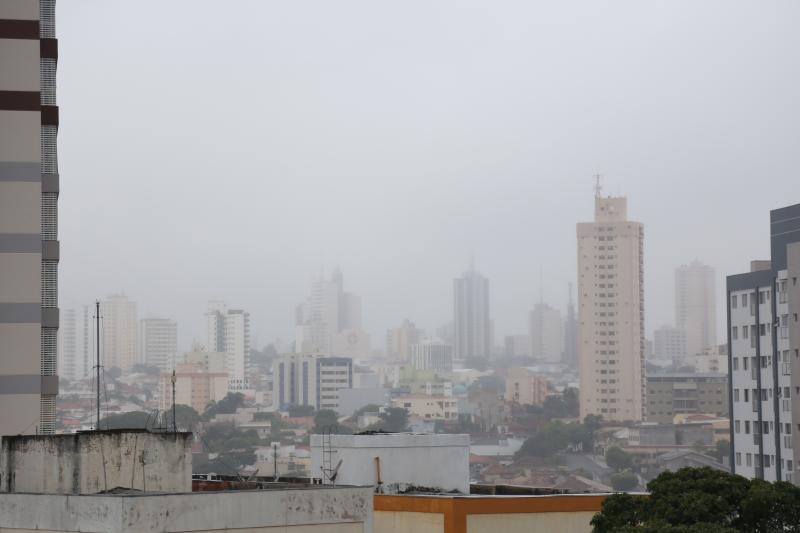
[[375, 510, 444, 533], [467, 512, 596, 533]]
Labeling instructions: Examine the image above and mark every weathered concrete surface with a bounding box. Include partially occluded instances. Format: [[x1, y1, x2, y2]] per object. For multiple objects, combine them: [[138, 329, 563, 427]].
[[0, 430, 192, 494], [311, 433, 470, 493], [0, 486, 373, 533]]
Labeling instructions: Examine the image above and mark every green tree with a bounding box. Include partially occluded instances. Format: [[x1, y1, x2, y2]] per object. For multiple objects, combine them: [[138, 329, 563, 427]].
[[353, 404, 382, 418], [313, 409, 350, 434], [203, 392, 245, 420], [368, 408, 409, 432], [738, 479, 800, 532], [605, 446, 633, 472], [563, 387, 580, 417], [611, 471, 638, 492], [165, 404, 201, 431], [583, 413, 603, 431], [98, 410, 150, 429]]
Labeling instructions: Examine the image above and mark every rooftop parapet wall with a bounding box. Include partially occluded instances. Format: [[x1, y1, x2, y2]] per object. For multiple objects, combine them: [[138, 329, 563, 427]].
[[0, 429, 192, 494]]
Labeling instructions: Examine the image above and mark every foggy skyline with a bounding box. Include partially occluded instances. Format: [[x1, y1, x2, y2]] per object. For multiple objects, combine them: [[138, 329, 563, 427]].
[[56, 0, 800, 351]]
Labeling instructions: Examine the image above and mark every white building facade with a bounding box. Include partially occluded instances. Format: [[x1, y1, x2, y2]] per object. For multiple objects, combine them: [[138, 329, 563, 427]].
[[729, 203, 800, 483], [453, 266, 492, 360], [529, 302, 563, 363], [272, 354, 353, 412], [139, 317, 177, 372], [206, 301, 250, 390], [676, 260, 718, 358]]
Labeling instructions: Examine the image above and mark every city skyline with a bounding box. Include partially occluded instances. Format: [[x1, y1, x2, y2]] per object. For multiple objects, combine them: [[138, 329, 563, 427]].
[[55, 1, 800, 353]]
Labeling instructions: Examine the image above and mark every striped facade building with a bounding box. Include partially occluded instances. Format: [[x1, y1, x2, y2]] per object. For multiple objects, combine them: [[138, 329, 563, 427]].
[[0, 0, 59, 435]]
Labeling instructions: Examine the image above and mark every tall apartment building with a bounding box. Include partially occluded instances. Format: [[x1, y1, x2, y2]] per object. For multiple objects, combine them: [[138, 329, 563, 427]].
[[158, 350, 228, 414], [577, 187, 645, 422], [272, 354, 353, 412], [206, 301, 250, 390], [0, 0, 59, 435], [563, 284, 578, 367], [140, 317, 178, 371], [653, 325, 687, 365], [58, 309, 78, 380], [728, 203, 800, 483], [529, 302, 563, 363], [100, 294, 138, 372], [676, 260, 717, 357], [386, 319, 421, 362], [295, 269, 370, 357], [453, 265, 491, 360]]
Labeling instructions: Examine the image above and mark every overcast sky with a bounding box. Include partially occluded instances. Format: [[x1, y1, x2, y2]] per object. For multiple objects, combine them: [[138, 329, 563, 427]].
[[57, 0, 800, 351]]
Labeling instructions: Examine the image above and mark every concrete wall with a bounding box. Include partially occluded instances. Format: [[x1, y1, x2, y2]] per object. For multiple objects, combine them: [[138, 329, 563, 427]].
[[0, 486, 373, 533], [311, 434, 470, 493], [0, 430, 191, 494]]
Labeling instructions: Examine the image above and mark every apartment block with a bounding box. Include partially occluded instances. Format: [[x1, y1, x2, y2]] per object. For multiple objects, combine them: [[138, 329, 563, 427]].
[[272, 354, 353, 412], [577, 187, 645, 422], [410, 338, 454, 372], [206, 301, 250, 390], [646, 373, 728, 424], [453, 265, 492, 360], [140, 317, 177, 371], [0, 0, 59, 435], [728, 203, 800, 483], [505, 367, 550, 406]]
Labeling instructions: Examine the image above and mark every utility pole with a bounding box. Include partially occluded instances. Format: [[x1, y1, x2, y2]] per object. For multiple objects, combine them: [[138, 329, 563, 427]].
[[273, 443, 278, 480], [95, 300, 101, 429], [171, 368, 177, 433]]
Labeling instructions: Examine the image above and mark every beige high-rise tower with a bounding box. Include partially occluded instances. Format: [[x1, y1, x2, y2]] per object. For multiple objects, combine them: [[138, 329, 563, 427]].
[[577, 184, 645, 422]]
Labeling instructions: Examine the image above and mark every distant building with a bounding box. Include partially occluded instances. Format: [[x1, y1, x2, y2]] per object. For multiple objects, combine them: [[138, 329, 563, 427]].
[[295, 268, 370, 357], [676, 260, 717, 357], [645, 373, 728, 424], [100, 294, 139, 372], [728, 203, 800, 483], [140, 317, 177, 371], [505, 367, 550, 406], [653, 325, 687, 366], [272, 354, 353, 412], [58, 309, 79, 381], [393, 396, 459, 421], [577, 185, 645, 422], [410, 338, 454, 371], [386, 319, 421, 362], [563, 283, 579, 367], [206, 301, 250, 390], [529, 303, 563, 363], [159, 351, 229, 414], [504, 334, 530, 357], [453, 265, 492, 360]]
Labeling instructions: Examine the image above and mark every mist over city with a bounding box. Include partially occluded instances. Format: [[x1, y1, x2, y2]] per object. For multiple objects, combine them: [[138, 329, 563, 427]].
[[2, 1, 800, 531]]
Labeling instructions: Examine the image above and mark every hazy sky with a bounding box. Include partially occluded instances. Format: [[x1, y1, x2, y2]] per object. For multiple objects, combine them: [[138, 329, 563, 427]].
[[57, 1, 800, 351]]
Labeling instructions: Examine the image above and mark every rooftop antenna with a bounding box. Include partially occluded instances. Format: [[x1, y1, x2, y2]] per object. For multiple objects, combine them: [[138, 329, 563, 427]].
[[594, 174, 603, 198], [171, 368, 177, 433], [94, 300, 102, 430]]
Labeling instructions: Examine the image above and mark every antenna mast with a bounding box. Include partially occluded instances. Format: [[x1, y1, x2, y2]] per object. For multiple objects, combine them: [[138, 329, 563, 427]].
[[171, 368, 177, 433], [95, 300, 101, 429], [594, 174, 602, 198]]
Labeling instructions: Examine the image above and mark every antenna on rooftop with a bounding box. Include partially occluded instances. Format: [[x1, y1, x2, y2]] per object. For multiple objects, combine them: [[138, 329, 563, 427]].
[[594, 174, 603, 198], [93, 300, 102, 430]]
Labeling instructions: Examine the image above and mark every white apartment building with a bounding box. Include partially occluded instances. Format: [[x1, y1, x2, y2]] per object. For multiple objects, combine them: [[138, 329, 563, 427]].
[[140, 317, 177, 371], [386, 319, 422, 362], [410, 338, 454, 372], [577, 187, 645, 422], [206, 301, 250, 390], [529, 302, 564, 363], [653, 325, 687, 365], [100, 294, 139, 372], [272, 354, 353, 412], [58, 309, 79, 381], [295, 269, 370, 357], [729, 203, 800, 483], [676, 260, 718, 358]]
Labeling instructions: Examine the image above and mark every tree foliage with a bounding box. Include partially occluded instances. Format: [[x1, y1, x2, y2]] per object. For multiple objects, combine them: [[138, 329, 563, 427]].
[[605, 446, 634, 472], [203, 392, 245, 420], [366, 407, 409, 433], [591, 467, 800, 533], [313, 409, 351, 434], [515, 421, 595, 458], [287, 404, 316, 417]]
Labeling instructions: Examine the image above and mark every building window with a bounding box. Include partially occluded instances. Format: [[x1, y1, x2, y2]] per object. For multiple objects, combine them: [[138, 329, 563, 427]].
[[735, 420, 741, 433], [734, 389, 740, 402], [732, 294, 738, 308], [742, 293, 748, 307], [733, 327, 738, 340], [736, 452, 742, 466], [743, 326, 749, 339]]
